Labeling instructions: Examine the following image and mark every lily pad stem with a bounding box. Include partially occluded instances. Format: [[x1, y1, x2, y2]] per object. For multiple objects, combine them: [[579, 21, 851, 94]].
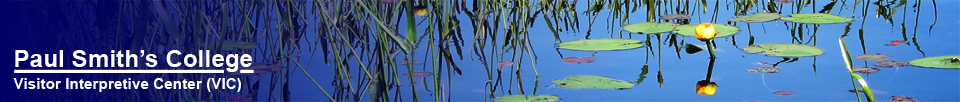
[[706, 40, 716, 58]]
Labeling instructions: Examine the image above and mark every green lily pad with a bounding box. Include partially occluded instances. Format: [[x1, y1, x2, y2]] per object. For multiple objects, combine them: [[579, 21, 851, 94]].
[[747, 67, 780, 73], [741, 43, 824, 57], [551, 75, 635, 90], [623, 22, 676, 34], [856, 54, 890, 61], [494, 95, 561, 102], [781, 13, 853, 24], [729, 12, 782, 23], [558, 39, 644, 51], [674, 24, 740, 38], [909, 55, 960, 69]]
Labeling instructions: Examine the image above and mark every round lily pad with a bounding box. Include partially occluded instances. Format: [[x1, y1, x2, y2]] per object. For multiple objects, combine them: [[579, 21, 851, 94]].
[[623, 22, 676, 34], [551, 75, 635, 90], [875, 60, 909, 67], [856, 54, 890, 61], [558, 39, 644, 51], [781, 13, 853, 24], [729, 12, 782, 23], [741, 43, 824, 57], [674, 24, 740, 38], [909, 55, 960, 69], [494, 95, 561, 102], [747, 67, 780, 73], [850, 67, 880, 74]]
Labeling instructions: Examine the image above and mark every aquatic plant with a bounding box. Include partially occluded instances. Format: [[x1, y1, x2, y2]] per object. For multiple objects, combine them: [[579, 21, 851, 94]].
[[558, 39, 645, 51], [551, 75, 635, 90], [729, 12, 782, 23], [888, 96, 918, 102], [839, 38, 877, 102], [742, 43, 824, 57], [623, 22, 676, 34], [875, 60, 909, 67], [772, 90, 795, 95], [493, 95, 561, 102], [909, 55, 960, 68], [675, 24, 740, 39], [850, 67, 880, 74], [747, 67, 781, 73], [781, 13, 853, 24], [856, 54, 891, 60]]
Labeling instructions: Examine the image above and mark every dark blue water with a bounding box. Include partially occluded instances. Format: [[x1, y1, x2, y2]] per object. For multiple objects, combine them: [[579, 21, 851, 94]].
[[289, 0, 960, 101]]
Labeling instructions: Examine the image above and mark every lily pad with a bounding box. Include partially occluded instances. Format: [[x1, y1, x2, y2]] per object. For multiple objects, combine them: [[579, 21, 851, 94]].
[[494, 95, 561, 102], [558, 39, 644, 51], [623, 22, 676, 34], [747, 67, 780, 73], [741, 43, 824, 57], [551, 75, 635, 90], [889, 96, 917, 102], [729, 12, 782, 23], [850, 67, 880, 74], [909, 55, 960, 69], [875, 60, 909, 67], [773, 90, 796, 95], [856, 54, 890, 60], [781, 13, 853, 24], [674, 24, 740, 38]]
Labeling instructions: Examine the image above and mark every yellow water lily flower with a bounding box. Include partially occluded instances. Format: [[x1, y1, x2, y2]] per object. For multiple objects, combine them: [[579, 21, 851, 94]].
[[694, 23, 717, 41], [696, 80, 717, 95]]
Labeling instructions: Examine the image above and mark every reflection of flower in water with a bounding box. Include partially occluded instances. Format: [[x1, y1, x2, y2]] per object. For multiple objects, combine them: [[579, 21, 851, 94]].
[[696, 80, 717, 95]]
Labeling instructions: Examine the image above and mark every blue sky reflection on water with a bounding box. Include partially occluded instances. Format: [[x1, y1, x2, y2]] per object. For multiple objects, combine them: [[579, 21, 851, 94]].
[[284, 0, 960, 101]]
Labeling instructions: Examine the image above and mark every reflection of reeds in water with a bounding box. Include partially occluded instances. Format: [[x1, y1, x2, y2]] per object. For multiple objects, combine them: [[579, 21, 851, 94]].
[[38, 0, 942, 101]]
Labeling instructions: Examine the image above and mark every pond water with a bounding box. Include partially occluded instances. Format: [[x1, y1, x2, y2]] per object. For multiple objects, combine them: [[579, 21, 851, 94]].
[[276, 0, 960, 102], [286, 0, 960, 101]]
